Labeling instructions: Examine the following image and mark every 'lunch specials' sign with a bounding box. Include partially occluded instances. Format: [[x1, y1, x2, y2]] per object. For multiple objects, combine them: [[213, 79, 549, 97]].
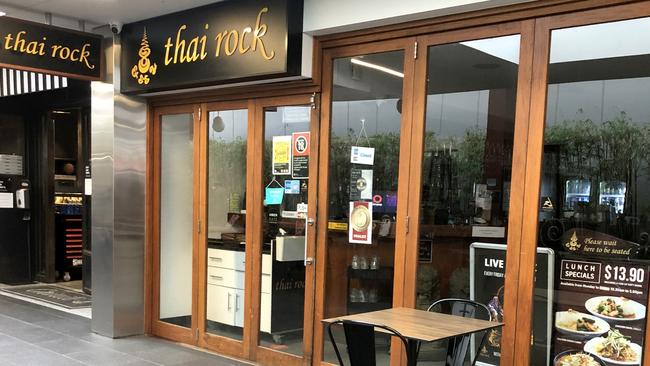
[[120, 0, 303, 94], [0, 17, 102, 80], [553, 254, 649, 365]]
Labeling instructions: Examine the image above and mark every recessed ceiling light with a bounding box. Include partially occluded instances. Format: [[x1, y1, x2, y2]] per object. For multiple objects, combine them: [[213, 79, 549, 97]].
[[350, 58, 404, 78], [0, 12, 6, 17]]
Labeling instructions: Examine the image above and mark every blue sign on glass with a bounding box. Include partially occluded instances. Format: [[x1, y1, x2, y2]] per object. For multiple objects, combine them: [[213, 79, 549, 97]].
[[265, 187, 284, 205], [285, 180, 300, 194]]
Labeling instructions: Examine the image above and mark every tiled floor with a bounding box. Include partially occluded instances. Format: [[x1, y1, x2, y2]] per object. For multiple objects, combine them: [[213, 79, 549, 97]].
[[0, 294, 251, 366]]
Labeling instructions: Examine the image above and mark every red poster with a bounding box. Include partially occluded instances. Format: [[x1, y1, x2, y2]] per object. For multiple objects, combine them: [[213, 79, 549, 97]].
[[349, 201, 372, 244]]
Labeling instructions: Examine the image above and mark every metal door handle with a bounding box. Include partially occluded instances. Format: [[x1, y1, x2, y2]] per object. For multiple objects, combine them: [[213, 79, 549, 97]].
[[227, 293, 232, 310], [304, 217, 311, 266]]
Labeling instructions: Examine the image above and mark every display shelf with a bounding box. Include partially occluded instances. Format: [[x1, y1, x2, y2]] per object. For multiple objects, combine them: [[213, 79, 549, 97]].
[[348, 267, 393, 280], [54, 174, 76, 181], [55, 214, 83, 281], [347, 266, 393, 316]]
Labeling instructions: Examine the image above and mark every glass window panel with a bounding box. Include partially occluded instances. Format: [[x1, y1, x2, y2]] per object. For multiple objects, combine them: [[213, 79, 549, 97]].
[[535, 17, 650, 366], [323, 50, 405, 366], [416, 35, 520, 365], [259, 105, 311, 354], [205, 109, 247, 340], [159, 113, 194, 328]]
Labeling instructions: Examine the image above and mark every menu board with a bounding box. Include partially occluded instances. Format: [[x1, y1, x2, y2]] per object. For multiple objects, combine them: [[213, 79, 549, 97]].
[[470, 243, 554, 366], [553, 253, 649, 365]]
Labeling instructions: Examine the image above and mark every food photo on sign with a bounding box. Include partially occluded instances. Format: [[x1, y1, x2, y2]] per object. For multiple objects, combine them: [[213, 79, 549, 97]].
[[551, 229, 649, 366]]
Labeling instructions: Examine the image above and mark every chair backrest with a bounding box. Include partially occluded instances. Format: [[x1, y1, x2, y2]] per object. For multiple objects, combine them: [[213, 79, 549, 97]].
[[427, 298, 492, 321], [426, 298, 492, 366], [326, 319, 410, 366]]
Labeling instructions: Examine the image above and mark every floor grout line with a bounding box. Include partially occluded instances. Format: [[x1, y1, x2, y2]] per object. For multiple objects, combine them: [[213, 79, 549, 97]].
[[0, 328, 92, 365], [0, 296, 251, 366]]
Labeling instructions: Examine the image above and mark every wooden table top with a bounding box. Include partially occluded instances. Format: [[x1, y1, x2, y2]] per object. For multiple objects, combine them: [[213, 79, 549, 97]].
[[322, 307, 503, 343]]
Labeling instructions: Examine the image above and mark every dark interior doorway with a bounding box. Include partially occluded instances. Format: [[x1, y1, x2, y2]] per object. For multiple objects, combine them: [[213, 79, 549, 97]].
[[0, 73, 91, 293]]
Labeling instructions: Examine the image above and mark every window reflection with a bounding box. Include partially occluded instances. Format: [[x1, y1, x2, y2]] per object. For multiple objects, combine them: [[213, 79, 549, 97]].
[[416, 35, 520, 365], [324, 50, 405, 366], [536, 17, 650, 366], [205, 109, 247, 340]]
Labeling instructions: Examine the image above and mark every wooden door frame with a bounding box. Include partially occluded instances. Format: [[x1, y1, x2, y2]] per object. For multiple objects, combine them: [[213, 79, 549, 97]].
[[251, 94, 320, 366], [147, 103, 200, 345], [513, 2, 650, 365], [404, 20, 535, 366], [313, 38, 417, 366], [196, 99, 250, 359], [142, 2, 650, 365]]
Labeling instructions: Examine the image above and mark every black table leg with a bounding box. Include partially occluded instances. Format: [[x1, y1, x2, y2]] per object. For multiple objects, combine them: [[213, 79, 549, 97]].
[[406, 340, 419, 366]]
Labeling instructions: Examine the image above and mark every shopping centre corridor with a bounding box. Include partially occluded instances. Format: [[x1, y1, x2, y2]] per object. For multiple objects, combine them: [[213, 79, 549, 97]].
[[0, 295, 249, 366]]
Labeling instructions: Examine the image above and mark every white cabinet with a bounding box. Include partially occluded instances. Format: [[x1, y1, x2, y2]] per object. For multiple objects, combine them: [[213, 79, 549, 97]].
[[206, 284, 234, 325], [260, 292, 271, 333], [234, 288, 245, 327], [206, 248, 272, 333]]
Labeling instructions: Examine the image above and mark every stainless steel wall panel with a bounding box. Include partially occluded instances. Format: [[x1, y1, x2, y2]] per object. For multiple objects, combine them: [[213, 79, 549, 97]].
[[91, 29, 146, 338], [90, 79, 115, 336], [112, 89, 146, 337]]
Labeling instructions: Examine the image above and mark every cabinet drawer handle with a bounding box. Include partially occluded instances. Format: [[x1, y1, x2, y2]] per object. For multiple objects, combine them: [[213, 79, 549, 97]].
[[209, 275, 223, 280], [209, 257, 223, 262], [227, 293, 232, 310]]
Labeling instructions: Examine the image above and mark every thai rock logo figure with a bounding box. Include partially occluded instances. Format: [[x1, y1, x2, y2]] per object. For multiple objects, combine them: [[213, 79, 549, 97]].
[[131, 28, 157, 85], [565, 231, 581, 251]]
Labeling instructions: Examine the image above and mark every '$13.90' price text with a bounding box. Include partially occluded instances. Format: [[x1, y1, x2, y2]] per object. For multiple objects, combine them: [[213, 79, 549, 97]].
[[604, 265, 645, 283]]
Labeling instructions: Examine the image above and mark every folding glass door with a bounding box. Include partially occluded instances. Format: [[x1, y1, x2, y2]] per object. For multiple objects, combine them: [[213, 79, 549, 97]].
[[151, 105, 200, 345], [151, 96, 320, 366], [405, 23, 533, 366]]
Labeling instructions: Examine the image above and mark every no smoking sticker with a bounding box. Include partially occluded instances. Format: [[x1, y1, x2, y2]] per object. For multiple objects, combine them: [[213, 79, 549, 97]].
[[292, 132, 310, 179]]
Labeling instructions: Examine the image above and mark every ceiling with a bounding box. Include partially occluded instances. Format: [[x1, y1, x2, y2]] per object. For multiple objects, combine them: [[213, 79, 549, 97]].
[[332, 43, 519, 102], [0, 0, 220, 25]]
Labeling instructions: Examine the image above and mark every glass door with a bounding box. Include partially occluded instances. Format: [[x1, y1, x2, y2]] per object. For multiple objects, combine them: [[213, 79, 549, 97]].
[[317, 41, 416, 366], [408, 29, 524, 365], [151, 105, 200, 345], [198, 101, 250, 358], [153, 96, 319, 363], [253, 96, 320, 365], [528, 14, 650, 366]]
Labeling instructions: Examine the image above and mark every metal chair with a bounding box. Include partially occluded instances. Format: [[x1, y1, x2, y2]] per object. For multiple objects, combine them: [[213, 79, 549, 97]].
[[421, 298, 493, 366], [327, 319, 412, 366]]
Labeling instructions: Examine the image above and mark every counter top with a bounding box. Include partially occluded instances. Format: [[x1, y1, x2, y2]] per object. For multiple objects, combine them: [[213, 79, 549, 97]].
[[207, 238, 271, 254]]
